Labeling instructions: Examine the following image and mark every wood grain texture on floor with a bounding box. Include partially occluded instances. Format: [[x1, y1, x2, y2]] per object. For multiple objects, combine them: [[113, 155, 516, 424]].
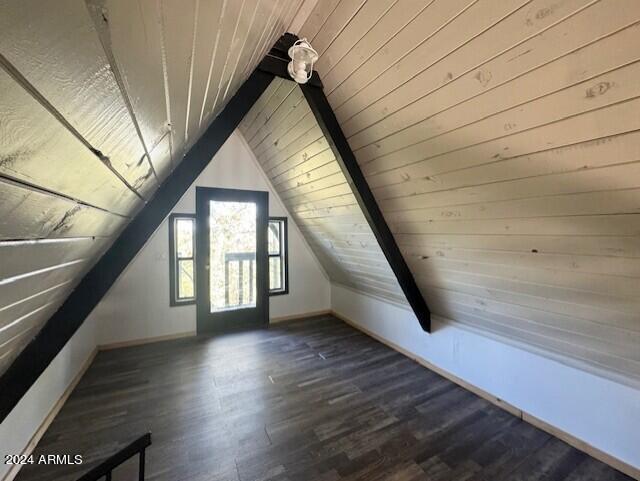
[[14, 316, 633, 481]]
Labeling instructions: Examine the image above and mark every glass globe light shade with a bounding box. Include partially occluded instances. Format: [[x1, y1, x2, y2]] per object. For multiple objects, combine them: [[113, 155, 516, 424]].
[[287, 38, 318, 84]]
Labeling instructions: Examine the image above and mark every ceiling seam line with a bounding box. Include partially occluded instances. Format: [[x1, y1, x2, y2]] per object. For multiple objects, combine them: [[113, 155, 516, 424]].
[[0, 52, 147, 202], [85, 0, 160, 186], [0, 174, 131, 219]]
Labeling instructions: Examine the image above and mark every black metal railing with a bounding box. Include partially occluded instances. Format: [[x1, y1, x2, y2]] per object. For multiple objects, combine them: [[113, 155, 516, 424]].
[[224, 252, 256, 307], [76, 432, 151, 481]]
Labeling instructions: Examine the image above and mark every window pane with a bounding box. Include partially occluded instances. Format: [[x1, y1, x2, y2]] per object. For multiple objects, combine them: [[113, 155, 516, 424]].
[[210, 201, 257, 312], [176, 218, 193, 258], [178, 259, 194, 299], [269, 256, 282, 291], [268, 221, 280, 255]]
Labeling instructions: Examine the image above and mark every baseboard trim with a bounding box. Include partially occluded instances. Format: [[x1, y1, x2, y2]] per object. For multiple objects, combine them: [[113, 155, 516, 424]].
[[98, 311, 334, 348], [98, 312, 333, 349], [522, 412, 639, 480], [270, 309, 332, 324], [332, 310, 640, 480], [3, 347, 98, 481], [98, 331, 197, 351]]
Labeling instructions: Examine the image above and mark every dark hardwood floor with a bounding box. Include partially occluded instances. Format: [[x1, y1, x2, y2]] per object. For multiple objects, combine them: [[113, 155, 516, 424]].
[[15, 315, 632, 481]]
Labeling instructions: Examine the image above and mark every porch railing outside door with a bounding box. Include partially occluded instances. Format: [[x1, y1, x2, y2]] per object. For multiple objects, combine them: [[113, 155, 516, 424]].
[[224, 252, 256, 308]]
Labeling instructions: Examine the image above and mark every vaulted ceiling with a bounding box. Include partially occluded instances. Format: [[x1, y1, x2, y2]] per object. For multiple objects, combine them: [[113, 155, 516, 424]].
[[240, 78, 406, 305], [2, 0, 640, 389], [0, 0, 305, 375], [289, 0, 640, 384]]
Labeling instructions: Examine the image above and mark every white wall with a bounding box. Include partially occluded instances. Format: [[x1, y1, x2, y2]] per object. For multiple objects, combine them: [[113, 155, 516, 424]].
[[0, 315, 97, 480], [331, 283, 640, 472], [92, 132, 330, 346]]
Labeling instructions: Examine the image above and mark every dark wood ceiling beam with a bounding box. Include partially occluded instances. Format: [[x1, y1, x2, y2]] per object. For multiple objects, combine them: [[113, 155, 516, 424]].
[[305, 88, 432, 331], [0, 68, 275, 422]]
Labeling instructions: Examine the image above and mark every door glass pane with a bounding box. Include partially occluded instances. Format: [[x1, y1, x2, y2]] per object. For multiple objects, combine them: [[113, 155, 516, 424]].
[[269, 256, 282, 291], [209, 201, 257, 312], [178, 259, 194, 299], [176, 218, 194, 258]]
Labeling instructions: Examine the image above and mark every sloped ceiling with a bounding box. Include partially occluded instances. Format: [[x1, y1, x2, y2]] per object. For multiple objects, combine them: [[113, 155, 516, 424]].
[[242, 0, 640, 384], [1, 0, 639, 388], [239, 78, 406, 305], [0, 0, 306, 375]]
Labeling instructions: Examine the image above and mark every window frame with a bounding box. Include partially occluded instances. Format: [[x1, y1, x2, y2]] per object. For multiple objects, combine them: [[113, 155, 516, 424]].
[[268, 217, 289, 296], [169, 213, 197, 306]]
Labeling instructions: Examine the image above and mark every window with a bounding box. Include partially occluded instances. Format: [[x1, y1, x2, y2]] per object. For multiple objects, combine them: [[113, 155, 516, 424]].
[[169, 213, 196, 306], [169, 213, 287, 304], [268, 217, 288, 295]]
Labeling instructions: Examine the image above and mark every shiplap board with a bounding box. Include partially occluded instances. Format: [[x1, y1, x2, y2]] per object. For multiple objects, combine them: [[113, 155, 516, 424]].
[[407, 252, 639, 300], [312, 0, 396, 75], [0, 235, 114, 376], [263, 126, 326, 172], [0, 283, 72, 331], [285, 183, 355, 205], [0, 180, 125, 241], [0, 69, 142, 216], [159, 0, 198, 163], [425, 290, 640, 360], [0, 261, 88, 313], [349, 15, 640, 154], [97, 0, 173, 180], [184, 0, 227, 150], [337, 0, 539, 134], [249, 87, 306, 149], [361, 77, 640, 178], [296, 0, 640, 382], [341, 0, 599, 141], [400, 243, 640, 279], [0, 0, 309, 377], [243, 78, 294, 142], [272, 149, 336, 185], [311, 0, 480, 108], [368, 125, 640, 191], [0, 302, 63, 348], [0, 238, 108, 333], [253, 104, 313, 157], [318, 0, 434, 95], [394, 233, 640, 259], [0, 302, 62, 377], [240, 78, 407, 306], [0, 239, 101, 280], [414, 272, 639, 334], [218, 1, 271, 106], [0, 0, 158, 198]]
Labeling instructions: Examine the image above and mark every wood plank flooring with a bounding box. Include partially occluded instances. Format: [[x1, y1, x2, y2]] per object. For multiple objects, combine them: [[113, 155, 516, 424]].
[[15, 316, 633, 481]]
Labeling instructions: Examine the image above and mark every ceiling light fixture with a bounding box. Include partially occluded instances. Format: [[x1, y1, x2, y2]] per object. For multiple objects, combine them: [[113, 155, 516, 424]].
[[287, 38, 318, 84]]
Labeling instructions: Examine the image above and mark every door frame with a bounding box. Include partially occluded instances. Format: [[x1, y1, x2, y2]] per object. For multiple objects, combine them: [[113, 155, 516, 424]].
[[195, 186, 269, 333]]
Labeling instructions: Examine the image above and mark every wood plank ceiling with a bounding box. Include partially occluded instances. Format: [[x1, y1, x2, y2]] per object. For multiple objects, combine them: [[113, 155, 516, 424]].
[[240, 78, 407, 305], [243, 0, 640, 385], [1, 0, 639, 389], [0, 0, 305, 376]]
